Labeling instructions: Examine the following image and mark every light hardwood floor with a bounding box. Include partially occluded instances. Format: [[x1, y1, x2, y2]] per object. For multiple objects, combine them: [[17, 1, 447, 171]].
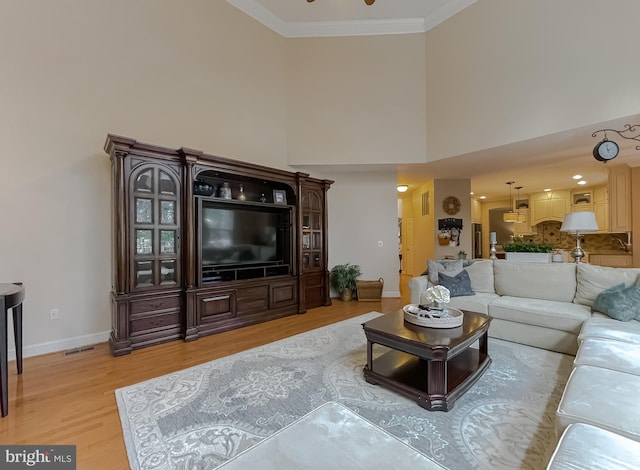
[[1, 278, 411, 469]]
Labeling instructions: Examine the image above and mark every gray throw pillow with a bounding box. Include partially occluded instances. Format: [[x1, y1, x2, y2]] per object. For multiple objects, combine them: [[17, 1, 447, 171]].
[[591, 282, 640, 321], [438, 270, 476, 297], [426, 259, 464, 284]]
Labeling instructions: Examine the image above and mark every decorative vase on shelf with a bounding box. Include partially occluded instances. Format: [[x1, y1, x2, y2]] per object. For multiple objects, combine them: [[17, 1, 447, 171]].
[[220, 182, 232, 200], [193, 180, 215, 196], [238, 184, 246, 201]]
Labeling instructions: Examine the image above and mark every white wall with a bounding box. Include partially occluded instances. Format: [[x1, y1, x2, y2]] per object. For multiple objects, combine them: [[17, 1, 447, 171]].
[[0, 0, 289, 357], [286, 34, 427, 166], [434, 179, 472, 260], [326, 172, 400, 297], [425, 0, 640, 160]]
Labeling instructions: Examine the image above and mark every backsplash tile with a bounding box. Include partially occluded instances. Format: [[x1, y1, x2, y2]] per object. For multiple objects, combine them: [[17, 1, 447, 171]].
[[516, 221, 630, 253]]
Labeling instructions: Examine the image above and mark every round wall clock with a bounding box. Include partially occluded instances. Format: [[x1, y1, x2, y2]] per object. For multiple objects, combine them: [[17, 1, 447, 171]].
[[593, 139, 619, 162], [442, 196, 461, 215]]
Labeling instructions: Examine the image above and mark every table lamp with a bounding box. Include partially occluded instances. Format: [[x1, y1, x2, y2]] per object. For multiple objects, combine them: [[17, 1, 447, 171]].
[[560, 212, 599, 263]]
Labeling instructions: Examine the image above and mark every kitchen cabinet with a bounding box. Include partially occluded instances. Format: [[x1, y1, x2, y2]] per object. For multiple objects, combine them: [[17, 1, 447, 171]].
[[530, 190, 570, 225], [589, 254, 633, 268], [571, 186, 610, 232], [512, 196, 532, 235], [592, 185, 608, 232], [571, 189, 593, 213], [608, 165, 632, 232]]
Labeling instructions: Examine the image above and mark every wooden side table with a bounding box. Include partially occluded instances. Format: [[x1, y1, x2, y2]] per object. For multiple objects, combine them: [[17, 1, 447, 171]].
[[0, 282, 24, 417]]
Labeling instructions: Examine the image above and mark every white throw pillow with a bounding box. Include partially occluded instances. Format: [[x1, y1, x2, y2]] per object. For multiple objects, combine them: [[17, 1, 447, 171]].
[[426, 259, 463, 285], [464, 259, 495, 293], [575, 263, 640, 307]]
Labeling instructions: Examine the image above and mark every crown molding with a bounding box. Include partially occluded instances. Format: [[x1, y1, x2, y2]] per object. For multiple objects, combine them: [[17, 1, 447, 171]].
[[227, 0, 477, 38], [423, 0, 477, 31], [285, 18, 426, 38]]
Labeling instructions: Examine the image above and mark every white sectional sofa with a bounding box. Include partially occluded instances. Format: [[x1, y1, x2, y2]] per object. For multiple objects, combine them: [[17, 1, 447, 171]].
[[408, 259, 640, 355], [547, 317, 640, 468], [410, 260, 640, 468]]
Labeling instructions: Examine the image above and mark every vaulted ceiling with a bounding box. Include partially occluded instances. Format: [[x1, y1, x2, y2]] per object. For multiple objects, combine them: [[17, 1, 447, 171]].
[[227, 1, 640, 200]]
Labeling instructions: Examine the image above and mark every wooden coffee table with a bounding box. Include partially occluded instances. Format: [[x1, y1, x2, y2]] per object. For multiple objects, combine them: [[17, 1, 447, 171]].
[[362, 309, 491, 411]]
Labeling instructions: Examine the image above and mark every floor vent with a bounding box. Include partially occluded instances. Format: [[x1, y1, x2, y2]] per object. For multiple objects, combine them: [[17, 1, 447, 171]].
[[63, 345, 96, 356]]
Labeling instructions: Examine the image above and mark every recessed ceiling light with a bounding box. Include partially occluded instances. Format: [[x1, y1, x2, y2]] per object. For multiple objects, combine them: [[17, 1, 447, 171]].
[[396, 185, 409, 193], [479, 196, 486, 199], [577, 180, 587, 185], [572, 175, 582, 180], [544, 188, 552, 192], [470, 191, 474, 195]]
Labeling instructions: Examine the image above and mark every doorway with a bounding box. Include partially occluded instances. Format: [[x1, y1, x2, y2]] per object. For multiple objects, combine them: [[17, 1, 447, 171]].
[[489, 207, 515, 251]]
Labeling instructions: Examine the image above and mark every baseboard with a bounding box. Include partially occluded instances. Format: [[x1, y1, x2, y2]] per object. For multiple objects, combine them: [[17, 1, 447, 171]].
[[8, 330, 111, 361], [330, 292, 401, 299]]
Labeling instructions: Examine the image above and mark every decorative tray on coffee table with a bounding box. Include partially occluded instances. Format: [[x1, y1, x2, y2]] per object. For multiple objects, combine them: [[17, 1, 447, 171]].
[[403, 304, 463, 328]]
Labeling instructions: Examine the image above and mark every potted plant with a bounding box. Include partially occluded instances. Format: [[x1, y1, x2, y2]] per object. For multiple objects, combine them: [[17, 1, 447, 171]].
[[330, 262, 362, 301], [503, 237, 554, 262], [457, 250, 467, 260]]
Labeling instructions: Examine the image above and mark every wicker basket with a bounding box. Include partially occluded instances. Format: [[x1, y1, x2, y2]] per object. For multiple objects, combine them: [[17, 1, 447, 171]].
[[356, 278, 384, 301]]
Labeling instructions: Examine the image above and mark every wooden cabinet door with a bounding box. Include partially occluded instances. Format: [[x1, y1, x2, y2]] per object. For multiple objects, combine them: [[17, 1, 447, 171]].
[[549, 195, 570, 221], [300, 183, 330, 309], [608, 166, 632, 232], [530, 191, 569, 224], [594, 202, 609, 232], [589, 254, 632, 267], [129, 163, 181, 291], [530, 196, 550, 225]]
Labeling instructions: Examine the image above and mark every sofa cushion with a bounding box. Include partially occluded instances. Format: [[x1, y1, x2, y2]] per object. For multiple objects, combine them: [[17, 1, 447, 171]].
[[464, 259, 495, 294], [547, 423, 640, 470], [446, 292, 499, 315], [426, 259, 463, 284], [556, 365, 640, 442], [574, 263, 640, 307], [493, 260, 577, 302], [489, 296, 590, 333], [578, 317, 640, 344], [575, 337, 640, 375], [591, 280, 640, 321], [438, 270, 475, 297]]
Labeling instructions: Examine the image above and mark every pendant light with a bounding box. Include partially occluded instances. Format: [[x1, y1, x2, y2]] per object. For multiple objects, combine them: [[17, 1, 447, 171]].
[[503, 182, 518, 222], [514, 186, 526, 223]]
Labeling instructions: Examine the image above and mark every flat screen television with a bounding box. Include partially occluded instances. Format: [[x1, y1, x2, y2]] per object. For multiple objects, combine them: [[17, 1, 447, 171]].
[[200, 202, 291, 272]]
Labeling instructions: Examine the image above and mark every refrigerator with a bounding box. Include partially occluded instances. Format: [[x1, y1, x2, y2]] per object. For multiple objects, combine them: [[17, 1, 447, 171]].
[[472, 223, 483, 259]]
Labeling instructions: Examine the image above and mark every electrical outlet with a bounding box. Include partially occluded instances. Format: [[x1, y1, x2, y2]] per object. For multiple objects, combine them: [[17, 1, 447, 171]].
[[50, 308, 60, 320], [377, 241, 383, 247]]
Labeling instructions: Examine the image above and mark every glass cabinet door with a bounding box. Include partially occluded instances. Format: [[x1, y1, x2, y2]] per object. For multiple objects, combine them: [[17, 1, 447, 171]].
[[130, 165, 180, 290], [301, 190, 323, 273]]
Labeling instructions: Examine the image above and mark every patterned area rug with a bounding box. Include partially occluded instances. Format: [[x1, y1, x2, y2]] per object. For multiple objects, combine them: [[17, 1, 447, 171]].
[[116, 312, 574, 470]]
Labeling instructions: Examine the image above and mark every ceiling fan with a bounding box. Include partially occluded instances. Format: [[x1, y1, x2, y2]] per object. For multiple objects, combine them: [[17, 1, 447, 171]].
[[307, 0, 375, 4]]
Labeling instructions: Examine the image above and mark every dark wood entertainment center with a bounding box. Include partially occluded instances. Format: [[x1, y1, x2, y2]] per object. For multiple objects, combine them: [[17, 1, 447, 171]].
[[105, 134, 333, 356]]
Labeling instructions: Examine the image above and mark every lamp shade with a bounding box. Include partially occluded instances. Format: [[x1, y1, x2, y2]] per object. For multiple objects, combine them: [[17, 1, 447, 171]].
[[503, 212, 518, 223], [560, 212, 599, 233], [503, 211, 526, 223]]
